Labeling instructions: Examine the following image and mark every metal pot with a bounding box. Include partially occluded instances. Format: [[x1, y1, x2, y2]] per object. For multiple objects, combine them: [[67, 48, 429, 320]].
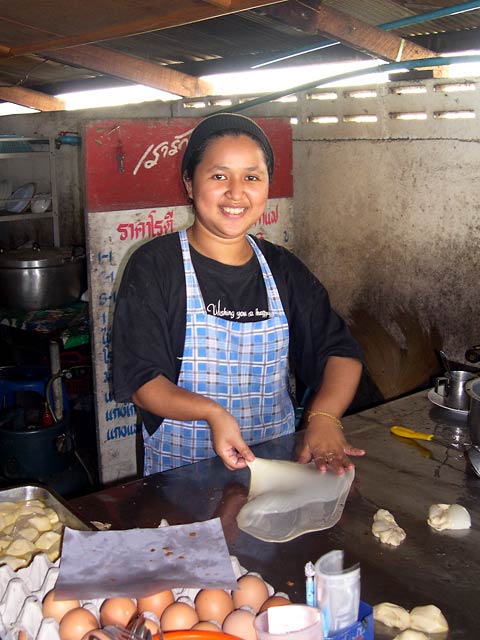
[[465, 377, 480, 446], [0, 244, 86, 311]]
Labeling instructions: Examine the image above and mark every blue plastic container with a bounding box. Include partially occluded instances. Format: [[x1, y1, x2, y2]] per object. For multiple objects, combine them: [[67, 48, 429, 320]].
[[326, 602, 373, 640]]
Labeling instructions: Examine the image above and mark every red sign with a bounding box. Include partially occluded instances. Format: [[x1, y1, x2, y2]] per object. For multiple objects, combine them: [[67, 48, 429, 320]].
[[84, 117, 293, 212]]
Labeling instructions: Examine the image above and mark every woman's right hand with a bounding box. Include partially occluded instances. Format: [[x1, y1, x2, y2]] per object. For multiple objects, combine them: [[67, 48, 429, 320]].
[[208, 407, 255, 470]]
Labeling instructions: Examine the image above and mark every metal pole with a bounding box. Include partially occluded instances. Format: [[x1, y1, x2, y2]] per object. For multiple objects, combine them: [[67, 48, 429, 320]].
[[49, 340, 64, 421]]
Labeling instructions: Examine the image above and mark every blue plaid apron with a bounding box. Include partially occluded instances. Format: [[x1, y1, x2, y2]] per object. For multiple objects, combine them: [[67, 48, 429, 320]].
[[143, 229, 294, 474]]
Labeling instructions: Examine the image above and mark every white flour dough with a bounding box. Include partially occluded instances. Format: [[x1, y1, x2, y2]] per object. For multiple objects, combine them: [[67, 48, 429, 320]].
[[393, 631, 428, 640], [428, 503, 471, 531], [373, 602, 410, 629], [409, 605, 449, 633], [372, 509, 406, 546]]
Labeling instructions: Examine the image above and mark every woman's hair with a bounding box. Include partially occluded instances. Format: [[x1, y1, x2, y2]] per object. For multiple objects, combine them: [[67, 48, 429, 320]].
[[181, 113, 275, 181]]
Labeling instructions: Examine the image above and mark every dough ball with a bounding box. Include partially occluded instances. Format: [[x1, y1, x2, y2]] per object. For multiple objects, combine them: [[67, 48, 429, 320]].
[[409, 604, 449, 633], [372, 510, 406, 547], [373, 602, 410, 629], [427, 503, 471, 531], [393, 630, 429, 640]]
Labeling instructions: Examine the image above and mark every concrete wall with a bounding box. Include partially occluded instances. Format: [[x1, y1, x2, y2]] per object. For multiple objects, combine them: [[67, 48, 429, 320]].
[[1, 77, 479, 400]]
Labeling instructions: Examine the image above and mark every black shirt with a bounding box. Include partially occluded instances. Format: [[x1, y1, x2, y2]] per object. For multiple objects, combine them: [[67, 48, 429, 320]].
[[112, 232, 363, 433]]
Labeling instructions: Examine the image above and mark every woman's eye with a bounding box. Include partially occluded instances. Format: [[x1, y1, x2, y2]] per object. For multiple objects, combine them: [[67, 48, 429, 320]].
[[245, 175, 259, 181], [212, 173, 226, 180]]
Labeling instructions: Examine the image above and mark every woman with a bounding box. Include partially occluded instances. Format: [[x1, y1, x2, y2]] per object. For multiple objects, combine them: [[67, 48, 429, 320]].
[[112, 113, 364, 475]]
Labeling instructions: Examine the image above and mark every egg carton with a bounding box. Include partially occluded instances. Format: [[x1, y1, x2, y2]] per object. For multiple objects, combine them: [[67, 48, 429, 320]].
[[0, 551, 273, 640]]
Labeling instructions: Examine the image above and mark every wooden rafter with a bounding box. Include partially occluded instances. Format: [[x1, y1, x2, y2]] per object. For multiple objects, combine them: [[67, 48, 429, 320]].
[[266, 0, 447, 75], [0, 85, 65, 111], [43, 46, 214, 98]]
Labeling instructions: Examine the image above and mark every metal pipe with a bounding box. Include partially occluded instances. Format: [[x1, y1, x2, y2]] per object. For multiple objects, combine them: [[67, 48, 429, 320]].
[[48, 340, 63, 421], [253, 1, 480, 68], [224, 54, 480, 114]]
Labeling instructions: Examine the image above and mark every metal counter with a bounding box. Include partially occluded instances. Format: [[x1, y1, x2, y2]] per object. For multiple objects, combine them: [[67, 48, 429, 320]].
[[71, 390, 480, 639]]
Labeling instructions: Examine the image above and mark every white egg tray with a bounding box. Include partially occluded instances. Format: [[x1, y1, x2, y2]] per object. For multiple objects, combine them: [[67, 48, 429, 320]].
[[0, 551, 273, 640]]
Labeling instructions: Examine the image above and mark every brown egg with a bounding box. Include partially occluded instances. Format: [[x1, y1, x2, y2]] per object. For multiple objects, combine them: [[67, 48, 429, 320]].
[[195, 589, 235, 625], [81, 631, 112, 640], [258, 595, 292, 613], [141, 614, 161, 635], [192, 621, 222, 631], [99, 597, 137, 627], [18, 632, 28, 640], [58, 608, 98, 640], [232, 575, 269, 614], [42, 589, 81, 622], [160, 601, 199, 630], [137, 590, 175, 618], [222, 609, 257, 640]]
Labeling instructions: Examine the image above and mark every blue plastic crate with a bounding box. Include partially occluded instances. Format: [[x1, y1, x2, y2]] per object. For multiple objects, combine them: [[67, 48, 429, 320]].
[[326, 602, 373, 640]]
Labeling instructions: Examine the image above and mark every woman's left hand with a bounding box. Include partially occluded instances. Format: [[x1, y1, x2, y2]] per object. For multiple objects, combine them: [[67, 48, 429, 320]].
[[297, 416, 365, 474]]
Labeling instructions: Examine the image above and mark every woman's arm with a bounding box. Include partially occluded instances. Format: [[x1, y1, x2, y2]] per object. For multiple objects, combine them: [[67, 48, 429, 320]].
[[296, 355, 365, 473], [133, 375, 255, 470]]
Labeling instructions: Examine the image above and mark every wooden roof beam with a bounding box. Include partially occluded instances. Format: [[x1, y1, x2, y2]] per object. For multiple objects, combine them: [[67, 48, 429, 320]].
[[268, 0, 447, 76], [0, 85, 65, 111], [44, 45, 214, 98], [0, 1, 286, 58]]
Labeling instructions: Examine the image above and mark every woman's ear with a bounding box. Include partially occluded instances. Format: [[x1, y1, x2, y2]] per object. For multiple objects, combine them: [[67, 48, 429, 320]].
[[183, 172, 193, 200]]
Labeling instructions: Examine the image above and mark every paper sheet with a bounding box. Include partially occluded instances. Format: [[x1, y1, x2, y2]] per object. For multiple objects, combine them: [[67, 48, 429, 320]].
[[55, 517, 238, 599]]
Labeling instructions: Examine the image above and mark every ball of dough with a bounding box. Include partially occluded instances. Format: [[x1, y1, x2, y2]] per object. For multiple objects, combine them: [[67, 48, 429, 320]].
[[409, 605, 449, 633], [393, 630, 429, 640], [427, 503, 471, 531], [373, 602, 410, 630]]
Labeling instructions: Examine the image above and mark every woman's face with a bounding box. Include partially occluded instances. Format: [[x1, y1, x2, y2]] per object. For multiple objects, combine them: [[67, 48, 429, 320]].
[[183, 134, 269, 242]]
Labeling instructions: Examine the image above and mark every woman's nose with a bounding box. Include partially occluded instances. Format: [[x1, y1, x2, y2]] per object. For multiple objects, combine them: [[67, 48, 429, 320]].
[[226, 178, 243, 200]]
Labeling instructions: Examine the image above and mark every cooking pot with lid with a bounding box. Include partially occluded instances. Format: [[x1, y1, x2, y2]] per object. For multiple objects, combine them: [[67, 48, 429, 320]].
[[0, 244, 86, 311]]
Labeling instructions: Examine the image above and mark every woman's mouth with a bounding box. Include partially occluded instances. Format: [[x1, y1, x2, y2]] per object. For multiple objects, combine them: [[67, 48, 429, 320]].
[[222, 206, 246, 216]]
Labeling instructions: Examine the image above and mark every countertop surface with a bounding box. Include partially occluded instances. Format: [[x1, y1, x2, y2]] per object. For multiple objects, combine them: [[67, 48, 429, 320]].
[[71, 389, 480, 639]]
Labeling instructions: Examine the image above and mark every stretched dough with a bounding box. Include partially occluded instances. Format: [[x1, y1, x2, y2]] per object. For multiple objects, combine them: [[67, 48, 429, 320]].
[[409, 605, 449, 633], [393, 631, 428, 640], [373, 602, 410, 630], [428, 503, 471, 531], [372, 509, 406, 546], [236, 458, 354, 542]]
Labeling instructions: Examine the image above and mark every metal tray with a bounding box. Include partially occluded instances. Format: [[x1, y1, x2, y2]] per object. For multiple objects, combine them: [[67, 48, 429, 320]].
[[0, 483, 92, 530]]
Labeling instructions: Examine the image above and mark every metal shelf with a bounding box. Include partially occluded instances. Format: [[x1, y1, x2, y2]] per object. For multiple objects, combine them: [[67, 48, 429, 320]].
[[0, 211, 54, 222], [0, 137, 59, 246]]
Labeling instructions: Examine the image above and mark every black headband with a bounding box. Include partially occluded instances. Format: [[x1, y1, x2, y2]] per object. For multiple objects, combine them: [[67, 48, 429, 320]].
[[181, 113, 275, 178]]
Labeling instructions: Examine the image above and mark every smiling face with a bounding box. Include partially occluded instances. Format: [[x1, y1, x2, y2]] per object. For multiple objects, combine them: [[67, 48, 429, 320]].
[[183, 133, 270, 245]]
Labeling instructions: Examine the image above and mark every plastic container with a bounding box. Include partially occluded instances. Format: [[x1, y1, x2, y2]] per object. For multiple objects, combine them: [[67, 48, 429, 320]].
[[255, 604, 324, 640], [315, 550, 360, 635], [326, 601, 373, 640]]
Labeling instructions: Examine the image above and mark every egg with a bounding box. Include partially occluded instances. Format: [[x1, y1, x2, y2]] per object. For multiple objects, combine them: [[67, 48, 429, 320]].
[[99, 597, 137, 627], [81, 631, 112, 640], [58, 608, 98, 640], [258, 595, 291, 612], [160, 601, 199, 630], [137, 589, 175, 618], [42, 589, 81, 622], [195, 589, 235, 624], [232, 574, 269, 613], [222, 608, 257, 640], [192, 621, 222, 631]]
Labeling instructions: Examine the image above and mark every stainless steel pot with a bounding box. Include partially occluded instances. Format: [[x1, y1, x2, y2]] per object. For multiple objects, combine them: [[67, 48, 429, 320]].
[[465, 377, 480, 446], [0, 245, 86, 311]]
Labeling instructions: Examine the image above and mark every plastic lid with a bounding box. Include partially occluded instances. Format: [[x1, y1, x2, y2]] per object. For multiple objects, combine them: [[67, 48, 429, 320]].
[[0, 247, 80, 268]]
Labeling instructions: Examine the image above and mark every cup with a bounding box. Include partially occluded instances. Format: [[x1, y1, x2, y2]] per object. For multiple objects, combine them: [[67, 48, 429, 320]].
[[315, 549, 360, 635], [434, 370, 476, 411], [254, 604, 323, 640]]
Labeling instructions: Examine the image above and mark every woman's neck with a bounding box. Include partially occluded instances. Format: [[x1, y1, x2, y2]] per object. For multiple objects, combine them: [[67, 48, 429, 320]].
[[187, 225, 253, 266]]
